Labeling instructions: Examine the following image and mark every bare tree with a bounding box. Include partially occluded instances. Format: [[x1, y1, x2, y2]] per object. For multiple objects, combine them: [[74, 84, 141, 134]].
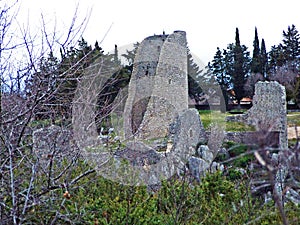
[[0, 1, 111, 224], [269, 62, 300, 105]]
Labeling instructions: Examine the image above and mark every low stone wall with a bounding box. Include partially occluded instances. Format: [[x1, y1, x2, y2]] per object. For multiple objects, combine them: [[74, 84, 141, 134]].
[[225, 131, 279, 147], [224, 131, 279, 148], [206, 131, 280, 147]]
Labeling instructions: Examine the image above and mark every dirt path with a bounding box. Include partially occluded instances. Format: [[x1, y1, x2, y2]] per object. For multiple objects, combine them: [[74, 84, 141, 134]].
[[288, 126, 300, 139]]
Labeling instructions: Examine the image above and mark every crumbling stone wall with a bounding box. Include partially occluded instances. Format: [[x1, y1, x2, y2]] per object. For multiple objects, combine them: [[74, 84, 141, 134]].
[[227, 81, 287, 149], [124, 31, 188, 140]]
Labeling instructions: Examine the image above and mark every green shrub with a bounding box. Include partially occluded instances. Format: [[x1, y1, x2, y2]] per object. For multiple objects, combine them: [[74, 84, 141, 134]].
[[22, 159, 300, 224]]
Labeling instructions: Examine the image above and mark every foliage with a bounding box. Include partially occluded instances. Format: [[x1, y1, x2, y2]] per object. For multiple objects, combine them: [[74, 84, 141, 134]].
[[251, 27, 261, 74], [208, 47, 230, 112], [26, 38, 107, 123], [223, 141, 255, 168], [2, 2, 300, 224], [208, 25, 300, 106], [260, 39, 268, 78], [208, 28, 251, 110], [22, 167, 238, 224], [268, 25, 300, 105], [95, 64, 132, 131], [21, 163, 300, 224], [187, 50, 205, 104], [121, 42, 139, 66], [287, 112, 300, 126], [282, 24, 300, 66], [231, 28, 251, 104]]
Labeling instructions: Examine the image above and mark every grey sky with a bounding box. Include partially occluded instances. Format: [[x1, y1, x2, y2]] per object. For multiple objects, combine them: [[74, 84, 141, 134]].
[[19, 0, 300, 65]]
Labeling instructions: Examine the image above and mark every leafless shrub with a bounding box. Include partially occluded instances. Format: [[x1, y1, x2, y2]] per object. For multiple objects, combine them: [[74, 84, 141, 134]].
[[244, 72, 265, 97], [269, 62, 300, 104], [227, 126, 300, 225], [0, 2, 103, 224]]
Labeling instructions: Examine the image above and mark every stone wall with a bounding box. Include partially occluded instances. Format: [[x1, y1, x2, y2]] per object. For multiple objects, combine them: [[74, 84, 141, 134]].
[[222, 131, 279, 147], [227, 81, 287, 149]]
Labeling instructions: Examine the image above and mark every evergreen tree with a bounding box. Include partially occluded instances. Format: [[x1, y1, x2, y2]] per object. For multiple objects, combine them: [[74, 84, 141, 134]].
[[260, 38, 268, 79], [251, 27, 261, 74], [122, 42, 139, 66], [232, 28, 251, 105], [56, 38, 103, 120], [187, 50, 204, 104], [282, 24, 300, 71], [114, 44, 120, 66], [25, 51, 62, 121], [209, 47, 230, 112], [94, 41, 103, 52], [223, 44, 235, 83], [268, 44, 286, 74], [209, 29, 250, 110], [95, 63, 132, 132], [27, 38, 106, 122], [210, 48, 230, 85]]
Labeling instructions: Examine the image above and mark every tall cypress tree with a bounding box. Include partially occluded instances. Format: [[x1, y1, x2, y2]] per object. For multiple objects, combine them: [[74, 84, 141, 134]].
[[209, 29, 250, 109], [232, 28, 251, 105], [251, 27, 261, 74], [260, 38, 268, 79]]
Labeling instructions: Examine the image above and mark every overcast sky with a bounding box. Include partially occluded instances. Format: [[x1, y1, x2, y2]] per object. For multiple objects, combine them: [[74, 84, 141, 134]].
[[19, 0, 300, 65]]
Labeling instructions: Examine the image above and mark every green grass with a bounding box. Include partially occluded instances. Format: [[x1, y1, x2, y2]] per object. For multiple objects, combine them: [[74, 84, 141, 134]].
[[199, 110, 300, 132], [287, 112, 300, 126], [199, 110, 255, 132], [199, 110, 225, 129], [226, 121, 255, 132]]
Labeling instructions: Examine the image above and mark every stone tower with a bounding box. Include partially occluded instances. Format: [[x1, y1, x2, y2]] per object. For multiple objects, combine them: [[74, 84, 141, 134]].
[[124, 31, 188, 140]]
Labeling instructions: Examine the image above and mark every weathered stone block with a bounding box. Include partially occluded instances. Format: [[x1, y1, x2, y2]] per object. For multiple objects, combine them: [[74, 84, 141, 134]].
[[227, 81, 287, 149]]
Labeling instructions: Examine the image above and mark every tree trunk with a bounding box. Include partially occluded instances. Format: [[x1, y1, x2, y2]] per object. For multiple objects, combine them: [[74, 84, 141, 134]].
[[220, 89, 228, 113]]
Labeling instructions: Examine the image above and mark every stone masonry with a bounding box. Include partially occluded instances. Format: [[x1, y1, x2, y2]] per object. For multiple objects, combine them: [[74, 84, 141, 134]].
[[228, 81, 287, 149], [123, 31, 188, 140]]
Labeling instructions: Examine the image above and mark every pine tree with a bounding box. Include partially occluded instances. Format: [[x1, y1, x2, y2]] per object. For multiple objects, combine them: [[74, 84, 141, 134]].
[[187, 50, 204, 105], [251, 27, 261, 74], [282, 24, 300, 71], [122, 42, 139, 66], [27, 38, 106, 122], [209, 47, 231, 112], [210, 48, 227, 85], [223, 45, 235, 81], [268, 44, 286, 74], [94, 41, 103, 52]]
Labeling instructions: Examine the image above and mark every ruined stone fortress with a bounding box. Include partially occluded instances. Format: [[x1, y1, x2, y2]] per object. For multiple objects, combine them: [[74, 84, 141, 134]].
[[124, 31, 188, 140], [37, 30, 289, 186]]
